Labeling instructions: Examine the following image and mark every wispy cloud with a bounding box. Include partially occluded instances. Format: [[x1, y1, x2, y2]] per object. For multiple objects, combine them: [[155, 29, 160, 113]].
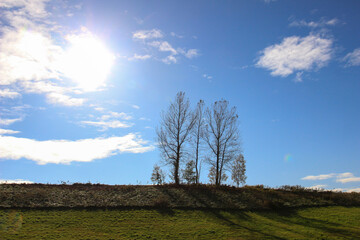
[[294, 72, 303, 83], [203, 74, 213, 80], [128, 54, 151, 61], [330, 188, 360, 193], [336, 177, 360, 184], [302, 172, 360, 184], [343, 48, 360, 67], [133, 29, 199, 64], [306, 184, 327, 190], [81, 120, 133, 129], [132, 104, 140, 109], [0, 89, 20, 98], [81, 110, 133, 130], [133, 29, 163, 40], [162, 55, 177, 64], [99, 111, 132, 121], [257, 34, 333, 77], [180, 49, 199, 59], [0, 128, 20, 135], [139, 117, 151, 121], [302, 173, 335, 180], [46, 92, 86, 107], [0, 118, 22, 126], [170, 32, 183, 38], [290, 18, 340, 28], [0, 179, 33, 184], [0, 133, 154, 165], [347, 188, 360, 193], [149, 41, 177, 55]]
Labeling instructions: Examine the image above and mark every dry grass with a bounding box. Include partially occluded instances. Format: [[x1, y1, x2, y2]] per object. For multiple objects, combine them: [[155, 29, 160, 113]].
[[1, 183, 359, 210]]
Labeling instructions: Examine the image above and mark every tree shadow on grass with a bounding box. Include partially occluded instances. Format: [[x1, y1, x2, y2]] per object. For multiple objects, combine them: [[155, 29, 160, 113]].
[[204, 209, 286, 240], [155, 208, 175, 216], [257, 208, 360, 239]]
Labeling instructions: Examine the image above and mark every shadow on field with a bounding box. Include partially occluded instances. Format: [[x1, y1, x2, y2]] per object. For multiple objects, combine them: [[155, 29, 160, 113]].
[[256, 208, 359, 239], [207, 210, 287, 240]]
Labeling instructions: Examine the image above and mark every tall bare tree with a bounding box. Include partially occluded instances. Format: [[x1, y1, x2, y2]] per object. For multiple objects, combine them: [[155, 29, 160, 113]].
[[156, 92, 196, 185], [204, 100, 241, 186], [192, 100, 205, 184]]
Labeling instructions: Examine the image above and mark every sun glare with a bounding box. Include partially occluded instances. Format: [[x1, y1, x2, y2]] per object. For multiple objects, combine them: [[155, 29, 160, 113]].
[[62, 31, 115, 91]]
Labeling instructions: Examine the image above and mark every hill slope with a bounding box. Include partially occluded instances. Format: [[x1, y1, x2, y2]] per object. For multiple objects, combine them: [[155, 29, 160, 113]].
[[1, 206, 360, 239], [1, 184, 359, 209]]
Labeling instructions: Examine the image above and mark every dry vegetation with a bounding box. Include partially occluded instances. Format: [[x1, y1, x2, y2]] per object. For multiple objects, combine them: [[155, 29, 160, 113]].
[[1, 183, 359, 210]]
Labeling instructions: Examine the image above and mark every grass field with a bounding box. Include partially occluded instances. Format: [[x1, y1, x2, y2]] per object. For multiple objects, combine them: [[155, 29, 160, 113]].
[[1, 206, 359, 239]]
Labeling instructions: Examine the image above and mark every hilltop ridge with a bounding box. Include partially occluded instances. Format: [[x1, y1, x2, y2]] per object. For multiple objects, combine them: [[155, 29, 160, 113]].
[[1, 183, 359, 210]]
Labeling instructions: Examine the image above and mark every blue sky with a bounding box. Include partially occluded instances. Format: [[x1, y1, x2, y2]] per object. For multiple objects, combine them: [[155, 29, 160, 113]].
[[0, 0, 359, 191]]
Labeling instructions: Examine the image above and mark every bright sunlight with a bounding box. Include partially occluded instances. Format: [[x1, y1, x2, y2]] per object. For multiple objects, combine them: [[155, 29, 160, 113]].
[[62, 30, 115, 91]]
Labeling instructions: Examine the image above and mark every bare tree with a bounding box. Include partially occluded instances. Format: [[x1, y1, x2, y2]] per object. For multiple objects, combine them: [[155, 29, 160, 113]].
[[231, 154, 246, 187], [156, 92, 196, 185], [204, 100, 241, 186], [151, 164, 165, 185], [191, 100, 205, 184]]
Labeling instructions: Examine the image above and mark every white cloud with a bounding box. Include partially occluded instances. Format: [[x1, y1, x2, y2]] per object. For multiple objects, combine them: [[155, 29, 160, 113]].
[[184, 49, 199, 59], [132, 104, 140, 109], [290, 18, 339, 28], [0, 118, 22, 126], [162, 55, 177, 64], [109, 111, 132, 120], [343, 48, 360, 67], [302, 173, 335, 180], [257, 34, 333, 77], [133, 29, 163, 40], [331, 188, 360, 193], [0, 0, 49, 19], [347, 188, 360, 193], [337, 172, 354, 178], [302, 172, 360, 184], [0, 89, 20, 98], [0, 133, 154, 165], [149, 41, 177, 55], [177, 48, 200, 59], [139, 117, 150, 121], [94, 107, 105, 112], [132, 29, 199, 65], [46, 92, 86, 106], [81, 120, 133, 129], [336, 177, 360, 184], [0, 128, 20, 135], [128, 54, 151, 61], [83, 109, 133, 130], [170, 32, 183, 38], [0, 1, 115, 107], [331, 188, 345, 192], [203, 74, 213, 80], [0, 179, 33, 184], [306, 184, 327, 190], [294, 72, 303, 83]]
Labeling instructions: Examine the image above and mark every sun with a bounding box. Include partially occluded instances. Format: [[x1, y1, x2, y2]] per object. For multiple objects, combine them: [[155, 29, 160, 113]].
[[61, 30, 115, 91]]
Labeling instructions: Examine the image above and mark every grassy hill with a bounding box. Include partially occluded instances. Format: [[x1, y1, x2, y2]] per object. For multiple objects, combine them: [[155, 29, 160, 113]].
[[1, 206, 360, 239], [1, 184, 360, 239], [1, 183, 359, 209]]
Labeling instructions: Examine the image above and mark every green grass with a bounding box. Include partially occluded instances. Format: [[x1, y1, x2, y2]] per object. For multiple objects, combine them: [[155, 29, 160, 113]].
[[1, 206, 359, 239]]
